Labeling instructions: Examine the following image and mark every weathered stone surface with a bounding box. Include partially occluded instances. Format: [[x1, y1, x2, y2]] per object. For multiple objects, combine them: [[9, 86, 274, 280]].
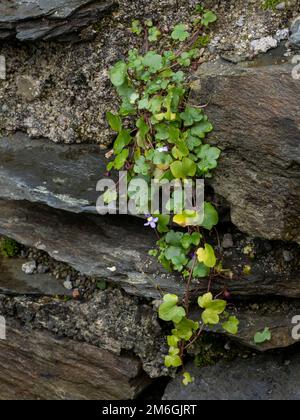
[[0, 199, 181, 299], [0, 200, 299, 300], [0, 0, 116, 42], [0, 133, 107, 214], [191, 59, 300, 242], [0, 318, 149, 400], [1, 1, 297, 145], [199, 299, 300, 352], [163, 354, 300, 400], [0, 255, 72, 297], [290, 16, 300, 49], [0, 289, 167, 378]]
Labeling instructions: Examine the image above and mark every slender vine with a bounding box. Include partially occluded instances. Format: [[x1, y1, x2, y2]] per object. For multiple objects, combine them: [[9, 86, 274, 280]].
[[105, 4, 239, 386]]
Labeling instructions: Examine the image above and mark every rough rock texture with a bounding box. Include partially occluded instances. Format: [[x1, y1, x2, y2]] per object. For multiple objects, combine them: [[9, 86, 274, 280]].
[[0, 289, 167, 378], [0, 318, 149, 400], [0, 0, 298, 144], [200, 299, 300, 351], [0, 0, 116, 42], [163, 354, 300, 400], [191, 59, 300, 242], [0, 200, 299, 300], [289, 16, 300, 49], [0, 132, 107, 213], [0, 255, 72, 297]]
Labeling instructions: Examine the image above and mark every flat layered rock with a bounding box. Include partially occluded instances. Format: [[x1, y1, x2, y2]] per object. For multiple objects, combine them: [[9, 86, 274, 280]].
[[0, 133, 107, 214], [191, 58, 300, 242], [0, 289, 166, 378], [163, 354, 300, 400], [0, 255, 72, 297], [199, 300, 300, 351], [0, 318, 149, 400], [0, 0, 116, 41], [0, 200, 299, 300]]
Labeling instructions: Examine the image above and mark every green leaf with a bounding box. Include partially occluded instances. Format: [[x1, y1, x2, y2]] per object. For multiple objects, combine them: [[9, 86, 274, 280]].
[[109, 61, 127, 87], [186, 132, 202, 151], [180, 106, 203, 127], [201, 11, 217, 27], [165, 231, 184, 246], [193, 262, 210, 278], [201, 202, 219, 230], [148, 96, 163, 114], [182, 372, 194, 386], [143, 52, 163, 73], [103, 189, 117, 204], [178, 52, 191, 67], [171, 24, 190, 42], [155, 124, 169, 141], [198, 292, 227, 326], [170, 158, 197, 179], [136, 117, 149, 148], [202, 309, 220, 325], [191, 121, 213, 138], [157, 215, 170, 233], [113, 129, 132, 155], [138, 96, 150, 110], [254, 328, 272, 344], [222, 316, 239, 335], [172, 71, 185, 83], [133, 156, 150, 176], [165, 354, 182, 368], [153, 151, 173, 167], [114, 149, 129, 170], [173, 211, 202, 227], [197, 243, 216, 268], [159, 294, 186, 324], [167, 335, 180, 347], [116, 82, 137, 116], [198, 292, 213, 309], [165, 246, 189, 270], [148, 26, 161, 42], [106, 112, 122, 132], [181, 232, 201, 249], [131, 19, 143, 35], [145, 19, 153, 27], [198, 144, 221, 174], [172, 318, 199, 341]]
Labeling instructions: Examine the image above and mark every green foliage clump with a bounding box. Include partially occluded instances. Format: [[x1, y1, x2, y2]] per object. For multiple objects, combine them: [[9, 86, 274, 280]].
[[106, 4, 239, 385], [262, 0, 281, 10], [0, 237, 20, 258]]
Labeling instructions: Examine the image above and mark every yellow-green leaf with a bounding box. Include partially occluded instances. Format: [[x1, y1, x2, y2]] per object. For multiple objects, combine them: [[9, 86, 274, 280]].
[[197, 244, 216, 268]]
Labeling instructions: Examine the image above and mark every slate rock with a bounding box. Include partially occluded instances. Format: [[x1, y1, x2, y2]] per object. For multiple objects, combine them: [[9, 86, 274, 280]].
[[0, 256, 71, 296], [0, 0, 117, 42], [0, 318, 149, 400], [0, 288, 167, 379], [163, 354, 300, 400], [191, 58, 300, 242], [0, 132, 108, 214], [0, 200, 299, 300]]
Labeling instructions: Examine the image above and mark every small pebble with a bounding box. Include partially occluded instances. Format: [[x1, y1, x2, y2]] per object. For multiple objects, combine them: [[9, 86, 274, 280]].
[[276, 2, 286, 10], [22, 261, 36, 275], [37, 264, 49, 274], [63, 279, 73, 290], [222, 233, 234, 249], [283, 250, 294, 263]]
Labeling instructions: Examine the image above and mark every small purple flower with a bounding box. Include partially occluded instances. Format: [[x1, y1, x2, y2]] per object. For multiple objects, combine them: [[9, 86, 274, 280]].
[[144, 214, 159, 229], [157, 146, 169, 153]]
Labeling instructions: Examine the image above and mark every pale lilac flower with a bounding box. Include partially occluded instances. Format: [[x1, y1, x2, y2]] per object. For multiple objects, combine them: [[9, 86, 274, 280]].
[[144, 215, 159, 229], [157, 146, 169, 153]]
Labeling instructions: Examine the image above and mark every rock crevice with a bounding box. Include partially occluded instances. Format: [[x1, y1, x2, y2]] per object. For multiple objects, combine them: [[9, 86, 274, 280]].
[[0, 0, 117, 41]]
